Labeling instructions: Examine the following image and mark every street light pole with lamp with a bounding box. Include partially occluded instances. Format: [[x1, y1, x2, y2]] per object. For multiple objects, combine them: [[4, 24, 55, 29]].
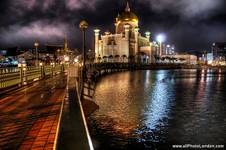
[[34, 42, 39, 66], [156, 34, 166, 57], [79, 20, 88, 82], [18, 63, 27, 86]]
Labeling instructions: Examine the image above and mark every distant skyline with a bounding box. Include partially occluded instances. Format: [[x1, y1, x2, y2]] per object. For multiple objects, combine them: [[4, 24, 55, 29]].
[[0, 0, 226, 52]]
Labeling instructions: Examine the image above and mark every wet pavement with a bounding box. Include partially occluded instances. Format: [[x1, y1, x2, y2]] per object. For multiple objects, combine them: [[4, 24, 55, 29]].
[[0, 74, 67, 150]]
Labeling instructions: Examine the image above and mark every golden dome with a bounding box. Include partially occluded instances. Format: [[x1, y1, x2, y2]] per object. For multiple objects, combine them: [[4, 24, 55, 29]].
[[117, 2, 138, 23], [118, 12, 138, 22]]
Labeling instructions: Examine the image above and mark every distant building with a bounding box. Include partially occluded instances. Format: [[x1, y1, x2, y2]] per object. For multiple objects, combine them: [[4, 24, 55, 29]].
[[5, 47, 22, 57], [164, 44, 175, 55], [45, 37, 70, 63], [94, 2, 159, 63], [161, 54, 197, 64], [0, 50, 7, 56], [212, 42, 226, 61], [207, 42, 226, 66]]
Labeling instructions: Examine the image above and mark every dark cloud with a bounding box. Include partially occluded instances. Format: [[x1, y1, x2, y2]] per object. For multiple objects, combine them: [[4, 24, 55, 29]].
[[141, 0, 225, 19], [0, 0, 225, 51]]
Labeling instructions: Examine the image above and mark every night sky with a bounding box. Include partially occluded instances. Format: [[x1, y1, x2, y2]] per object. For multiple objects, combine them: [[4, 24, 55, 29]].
[[0, 0, 226, 52]]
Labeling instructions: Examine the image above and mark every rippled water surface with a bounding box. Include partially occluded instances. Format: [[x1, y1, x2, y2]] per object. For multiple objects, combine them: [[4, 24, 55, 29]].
[[88, 69, 226, 150]]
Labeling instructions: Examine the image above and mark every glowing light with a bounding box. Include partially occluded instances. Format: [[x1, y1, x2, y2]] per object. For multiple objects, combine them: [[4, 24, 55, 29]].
[[18, 63, 22, 68], [208, 60, 213, 65], [74, 58, 78, 63], [64, 56, 69, 62], [34, 42, 39, 47], [156, 34, 166, 43]]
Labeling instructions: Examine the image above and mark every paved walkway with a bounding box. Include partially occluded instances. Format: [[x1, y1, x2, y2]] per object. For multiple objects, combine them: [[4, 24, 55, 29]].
[[0, 74, 67, 150], [57, 65, 94, 150]]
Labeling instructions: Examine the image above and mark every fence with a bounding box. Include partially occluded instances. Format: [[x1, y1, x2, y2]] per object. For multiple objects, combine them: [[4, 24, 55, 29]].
[[0, 64, 67, 89]]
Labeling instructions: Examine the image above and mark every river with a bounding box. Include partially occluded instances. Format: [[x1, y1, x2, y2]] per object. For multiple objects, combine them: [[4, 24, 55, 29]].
[[88, 69, 226, 150]]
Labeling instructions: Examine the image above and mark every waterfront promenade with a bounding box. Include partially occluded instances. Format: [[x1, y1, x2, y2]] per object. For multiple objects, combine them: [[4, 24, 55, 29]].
[[0, 74, 67, 149], [0, 64, 93, 150]]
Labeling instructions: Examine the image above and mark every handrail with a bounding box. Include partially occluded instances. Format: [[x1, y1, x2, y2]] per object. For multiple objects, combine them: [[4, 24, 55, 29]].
[[75, 74, 94, 150]]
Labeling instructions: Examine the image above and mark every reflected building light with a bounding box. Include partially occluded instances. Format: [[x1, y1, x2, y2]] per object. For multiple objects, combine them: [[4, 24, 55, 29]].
[[201, 69, 206, 82], [144, 70, 150, 86], [218, 69, 222, 81], [145, 71, 172, 130]]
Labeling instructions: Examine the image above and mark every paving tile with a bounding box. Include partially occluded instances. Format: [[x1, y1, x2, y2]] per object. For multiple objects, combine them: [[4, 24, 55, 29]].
[[18, 144, 32, 150], [0, 75, 66, 150]]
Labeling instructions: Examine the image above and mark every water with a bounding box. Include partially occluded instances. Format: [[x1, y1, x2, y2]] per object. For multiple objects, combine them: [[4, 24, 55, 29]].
[[88, 69, 226, 150]]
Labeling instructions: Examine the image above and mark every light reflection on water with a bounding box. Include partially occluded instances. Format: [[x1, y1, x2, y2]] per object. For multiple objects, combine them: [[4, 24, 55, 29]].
[[88, 69, 226, 149]]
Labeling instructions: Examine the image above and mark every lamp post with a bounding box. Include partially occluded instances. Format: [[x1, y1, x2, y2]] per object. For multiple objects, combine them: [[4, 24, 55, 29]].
[[34, 42, 39, 66], [79, 20, 88, 81], [18, 63, 27, 85], [39, 62, 44, 78], [18, 63, 23, 85], [50, 62, 55, 76], [157, 34, 166, 57]]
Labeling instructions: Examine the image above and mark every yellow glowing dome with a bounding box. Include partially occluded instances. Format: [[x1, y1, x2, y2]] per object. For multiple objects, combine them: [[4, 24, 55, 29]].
[[118, 12, 138, 22], [117, 2, 138, 23]]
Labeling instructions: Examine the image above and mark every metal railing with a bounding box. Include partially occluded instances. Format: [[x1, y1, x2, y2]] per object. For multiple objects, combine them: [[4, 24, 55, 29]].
[[0, 64, 68, 89]]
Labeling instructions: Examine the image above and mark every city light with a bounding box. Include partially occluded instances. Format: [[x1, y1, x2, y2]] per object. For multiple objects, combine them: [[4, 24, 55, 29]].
[[64, 56, 69, 62], [18, 63, 22, 68], [74, 58, 78, 63], [156, 34, 166, 43]]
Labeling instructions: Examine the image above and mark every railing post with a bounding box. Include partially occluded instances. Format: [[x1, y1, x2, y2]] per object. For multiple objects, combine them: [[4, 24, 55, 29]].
[[52, 65, 54, 76], [19, 67, 23, 86], [22, 64, 27, 85], [51, 63, 55, 76], [61, 63, 64, 73], [43, 65, 45, 77]]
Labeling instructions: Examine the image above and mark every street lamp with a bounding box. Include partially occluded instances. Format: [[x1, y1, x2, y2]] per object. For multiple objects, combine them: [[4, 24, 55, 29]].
[[79, 20, 88, 82], [156, 34, 166, 56], [79, 20, 88, 67], [18, 63, 27, 85], [34, 41, 39, 66], [64, 55, 70, 62]]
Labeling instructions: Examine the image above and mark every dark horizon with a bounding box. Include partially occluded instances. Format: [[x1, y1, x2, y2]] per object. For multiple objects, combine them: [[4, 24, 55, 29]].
[[0, 0, 226, 52]]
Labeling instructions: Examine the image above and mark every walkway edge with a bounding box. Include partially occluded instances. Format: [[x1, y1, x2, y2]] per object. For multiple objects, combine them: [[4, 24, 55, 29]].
[[53, 90, 66, 150], [76, 81, 94, 150]]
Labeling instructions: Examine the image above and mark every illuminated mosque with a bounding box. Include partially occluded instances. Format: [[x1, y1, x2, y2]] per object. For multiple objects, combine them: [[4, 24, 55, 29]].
[[94, 2, 160, 63]]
